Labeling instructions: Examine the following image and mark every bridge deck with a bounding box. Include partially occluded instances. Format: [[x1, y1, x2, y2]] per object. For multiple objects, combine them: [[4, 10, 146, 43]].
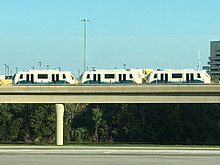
[[0, 84, 220, 103]]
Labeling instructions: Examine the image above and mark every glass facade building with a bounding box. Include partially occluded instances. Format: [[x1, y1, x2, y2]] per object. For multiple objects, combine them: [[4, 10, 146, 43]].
[[208, 41, 220, 79]]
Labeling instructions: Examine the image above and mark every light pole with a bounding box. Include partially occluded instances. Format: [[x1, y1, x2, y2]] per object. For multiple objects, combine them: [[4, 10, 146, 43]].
[[77, 69, 80, 78], [123, 63, 126, 69], [4, 64, 7, 78], [81, 18, 89, 72], [39, 61, 42, 70], [92, 66, 95, 71], [7, 65, 9, 79]]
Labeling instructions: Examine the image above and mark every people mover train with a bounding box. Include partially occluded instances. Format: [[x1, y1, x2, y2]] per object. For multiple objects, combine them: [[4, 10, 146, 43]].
[[146, 69, 211, 84], [80, 69, 147, 84], [12, 70, 78, 84], [11, 68, 212, 85]]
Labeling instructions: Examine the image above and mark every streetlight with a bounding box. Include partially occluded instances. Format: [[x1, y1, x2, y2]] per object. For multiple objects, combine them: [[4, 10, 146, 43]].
[[81, 18, 89, 72], [39, 61, 42, 70], [4, 64, 7, 78], [123, 63, 126, 69], [92, 66, 95, 71], [197, 49, 201, 71], [6, 65, 9, 79], [47, 64, 49, 70]]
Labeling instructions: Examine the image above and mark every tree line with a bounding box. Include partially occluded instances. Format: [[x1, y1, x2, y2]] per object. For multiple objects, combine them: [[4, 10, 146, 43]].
[[0, 103, 220, 144]]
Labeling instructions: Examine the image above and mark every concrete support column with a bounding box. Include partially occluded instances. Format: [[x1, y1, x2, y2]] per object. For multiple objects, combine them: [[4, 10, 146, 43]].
[[55, 103, 64, 145]]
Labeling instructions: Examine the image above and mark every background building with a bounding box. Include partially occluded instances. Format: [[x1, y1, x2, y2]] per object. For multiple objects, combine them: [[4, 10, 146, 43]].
[[207, 41, 220, 80]]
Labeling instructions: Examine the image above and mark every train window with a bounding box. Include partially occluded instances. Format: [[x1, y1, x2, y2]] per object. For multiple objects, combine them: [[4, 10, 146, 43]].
[[105, 74, 115, 79], [19, 74, 23, 79], [86, 74, 90, 79], [154, 74, 157, 79], [38, 74, 48, 79], [172, 73, 182, 78], [63, 74, 66, 79], [197, 73, 201, 78], [71, 76, 74, 80], [129, 74, 133, 79]]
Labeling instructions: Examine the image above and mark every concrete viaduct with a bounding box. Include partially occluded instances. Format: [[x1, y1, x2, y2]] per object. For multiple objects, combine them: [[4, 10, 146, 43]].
[[0, 84, 220, 145]]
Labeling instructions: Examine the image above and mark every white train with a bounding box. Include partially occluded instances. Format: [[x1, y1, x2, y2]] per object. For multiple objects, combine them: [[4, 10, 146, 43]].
[[146, 69, 211, 84], [80, 69, 146, 84], [12, 68, 212, 85], [12, 70, 78, 84]]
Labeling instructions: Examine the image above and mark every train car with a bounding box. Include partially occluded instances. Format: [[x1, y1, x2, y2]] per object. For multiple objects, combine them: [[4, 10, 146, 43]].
[[80, 69, 146, 84], [146, 69, 211, 84], [12, 70, 78, 84]]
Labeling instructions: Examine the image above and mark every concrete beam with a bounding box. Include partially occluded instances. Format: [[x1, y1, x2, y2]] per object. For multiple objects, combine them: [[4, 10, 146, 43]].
[[0, 85, 220, 103]]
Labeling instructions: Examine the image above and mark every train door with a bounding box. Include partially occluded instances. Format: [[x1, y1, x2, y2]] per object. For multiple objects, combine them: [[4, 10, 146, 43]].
[[26, 74, 30, 82], [153, 74, 157, 82], [161, 74, 164, 81], [165, 74, 168, 82], [93, 74, 97, 81], [51, 74, 59, 83], [191, 73, 194, 81], [56, 74, 59, 81], [52, 74, 55, 82], [119, 74, 122, 82], [123, 74, 126, 81], [186, 73, 190, 82], [31, 74, 34, 82], [98, 74, 101, 83]]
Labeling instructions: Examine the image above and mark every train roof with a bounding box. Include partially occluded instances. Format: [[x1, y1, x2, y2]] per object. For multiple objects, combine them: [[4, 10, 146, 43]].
[[154, 69, 206, 72], [16, 70, 72, 73], [84, 68, 144, 73]]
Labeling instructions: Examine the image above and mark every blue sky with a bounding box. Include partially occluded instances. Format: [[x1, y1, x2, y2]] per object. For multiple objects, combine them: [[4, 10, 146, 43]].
[[0, 0, 220, 75]]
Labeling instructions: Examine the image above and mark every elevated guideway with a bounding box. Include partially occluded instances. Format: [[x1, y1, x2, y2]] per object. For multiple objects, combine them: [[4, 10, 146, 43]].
[[0, 84, 220, 103], [1, 84, 220, 145]]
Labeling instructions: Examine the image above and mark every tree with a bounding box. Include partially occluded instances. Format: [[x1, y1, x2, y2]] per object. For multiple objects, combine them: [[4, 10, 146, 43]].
[[0, 104, 23, 142], [28, 104, 55, 143], [92, 106, 103, 142], [64, 103, 88, 142]]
